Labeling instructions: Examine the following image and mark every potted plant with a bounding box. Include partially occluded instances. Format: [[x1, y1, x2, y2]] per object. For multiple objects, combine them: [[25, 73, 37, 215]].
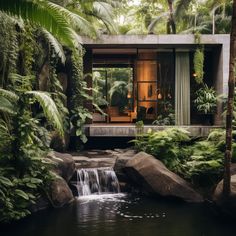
[[194, 84, 217, 114]]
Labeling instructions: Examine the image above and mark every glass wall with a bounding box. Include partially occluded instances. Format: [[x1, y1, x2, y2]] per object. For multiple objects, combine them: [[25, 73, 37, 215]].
[[92, 67, 133, 122], [136, 50, 175, 125], [92, 50, 175, 124]]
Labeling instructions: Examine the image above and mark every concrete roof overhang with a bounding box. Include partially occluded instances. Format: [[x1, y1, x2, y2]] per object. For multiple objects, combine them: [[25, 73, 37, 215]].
[[81, 34, 230, 52]]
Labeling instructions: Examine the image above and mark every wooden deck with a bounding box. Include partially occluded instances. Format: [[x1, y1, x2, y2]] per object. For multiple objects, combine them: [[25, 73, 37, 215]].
[[84, 124, 222, 137]]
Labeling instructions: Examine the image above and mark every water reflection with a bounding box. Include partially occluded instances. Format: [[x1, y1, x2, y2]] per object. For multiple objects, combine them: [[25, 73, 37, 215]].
[[1, 194, 236, 236]]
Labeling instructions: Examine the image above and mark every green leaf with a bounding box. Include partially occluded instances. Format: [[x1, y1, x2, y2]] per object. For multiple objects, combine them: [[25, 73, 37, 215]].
[[26, 183, 37, 189], [80, 134, 88, 143], [0, 176, 13, 187], [15, 189, 29, 200], [76, 129, 82, 136], [26, 91, 64, 136], [30, 178, 43, 184]]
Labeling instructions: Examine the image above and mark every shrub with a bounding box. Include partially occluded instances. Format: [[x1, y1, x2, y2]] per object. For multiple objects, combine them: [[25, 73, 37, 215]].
[[133, 128, 226, 185]]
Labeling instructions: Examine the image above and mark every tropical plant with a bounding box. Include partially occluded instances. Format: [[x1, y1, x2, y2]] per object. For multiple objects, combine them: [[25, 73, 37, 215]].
[[184, 140, 223, 185], [194, 84, 217, 114], [193, 47, 204, 84], [152, 100, 175, 125], [0, 73, 63, 222], [0, 12, 18, 87], [132, 128, 192, 174], [66, 0, 120, 34], [152, 113, 175, 126], [119, 0, 233, 35], [0, 0, 96, 49], [132, 128, 228, 185], [69, 51, 93, 144]]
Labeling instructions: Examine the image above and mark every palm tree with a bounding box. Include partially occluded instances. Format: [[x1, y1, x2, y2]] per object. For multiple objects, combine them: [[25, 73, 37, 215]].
[[166, 0, 176, 33], [0, 0, 96, 50], [223, 0, 236, 197], [67, 0, 120, 34], [174, 0, 232, 34]]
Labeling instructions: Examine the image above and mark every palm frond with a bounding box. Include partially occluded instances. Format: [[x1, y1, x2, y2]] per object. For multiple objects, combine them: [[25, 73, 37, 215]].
[[0, 97, 16, 115], [8, 73, 34, 92], [45, 1, 97, 38], [41, 29, 66, 64], [97, 0, 121, 8], [0, 88, 19, 102], [0, 118, 12, 152], [148, 12, 169, 32], [179, 25, 210, 34], [93, 1, 118, 33], [0, 0, 81, 49], [25, 91, 64, 136], [174, 0, 192, 20]]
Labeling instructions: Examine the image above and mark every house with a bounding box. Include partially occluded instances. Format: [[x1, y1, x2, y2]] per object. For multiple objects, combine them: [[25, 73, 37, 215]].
[[81, 34, 230, 137]]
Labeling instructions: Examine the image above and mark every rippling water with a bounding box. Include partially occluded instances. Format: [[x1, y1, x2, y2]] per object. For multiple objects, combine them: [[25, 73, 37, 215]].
[[1, 194, 236, 236]]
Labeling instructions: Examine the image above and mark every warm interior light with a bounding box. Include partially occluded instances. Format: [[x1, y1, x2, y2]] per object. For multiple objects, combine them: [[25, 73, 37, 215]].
[[127, 92, 132, 99], [157, 93, 162, 99]]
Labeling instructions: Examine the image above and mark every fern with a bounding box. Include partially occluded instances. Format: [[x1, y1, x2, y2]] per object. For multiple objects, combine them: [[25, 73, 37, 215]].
[[0, 88, 19, 102], [0, 97, 16, 115], [0, 0, 94, 49], [41, 29, 66, 64], [25, 91, 64, 136]]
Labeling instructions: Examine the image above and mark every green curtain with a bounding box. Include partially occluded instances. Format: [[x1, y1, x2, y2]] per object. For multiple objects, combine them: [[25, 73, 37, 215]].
[[175, 52, 190, 125]]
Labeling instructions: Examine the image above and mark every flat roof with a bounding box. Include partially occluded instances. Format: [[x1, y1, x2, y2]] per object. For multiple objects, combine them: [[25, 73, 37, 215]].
[[81, 34, 230, 48]]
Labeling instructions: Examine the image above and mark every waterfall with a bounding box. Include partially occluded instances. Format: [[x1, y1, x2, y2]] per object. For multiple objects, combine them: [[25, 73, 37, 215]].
[[76, 167, 120, 196]]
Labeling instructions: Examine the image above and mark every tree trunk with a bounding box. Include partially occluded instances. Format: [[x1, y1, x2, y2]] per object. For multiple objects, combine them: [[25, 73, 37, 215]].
[[223, 0, 236, 197], [167, 0, 176, 34]]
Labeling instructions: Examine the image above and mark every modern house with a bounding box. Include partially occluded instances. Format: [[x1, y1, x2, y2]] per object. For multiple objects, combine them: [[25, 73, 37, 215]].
[[82, 34, 230, 137]]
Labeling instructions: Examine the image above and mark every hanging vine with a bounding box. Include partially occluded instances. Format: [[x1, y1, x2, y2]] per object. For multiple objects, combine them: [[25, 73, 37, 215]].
[[193, 32, 204, 84], [19, 23, 35, 76], [69, 48, 92, 144], [0, 13, 18, 87], [48, 48, 69, 131]]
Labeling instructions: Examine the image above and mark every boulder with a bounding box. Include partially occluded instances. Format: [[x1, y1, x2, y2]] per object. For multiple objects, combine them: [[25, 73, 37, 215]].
[[30, 196, 51, 213], [213, 174, 236, 215], [72, 149, 136, 171], [47, 151, 75, 182], [114, 149, 137, 181], [73, 154, 117, 169], [49, 176, 74, 208], [125, 152, 203, 203]]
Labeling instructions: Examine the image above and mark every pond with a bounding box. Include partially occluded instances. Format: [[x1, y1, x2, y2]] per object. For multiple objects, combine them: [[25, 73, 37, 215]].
[[1, 193, 236, 236]]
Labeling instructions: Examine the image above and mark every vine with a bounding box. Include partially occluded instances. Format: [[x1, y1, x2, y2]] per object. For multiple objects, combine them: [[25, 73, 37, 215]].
[[193, 32, 204, 84], [0, 13, 18, 87], [20, 23, 35, 75], [48, 48, 69, 132], [69, 49, 92, 144]]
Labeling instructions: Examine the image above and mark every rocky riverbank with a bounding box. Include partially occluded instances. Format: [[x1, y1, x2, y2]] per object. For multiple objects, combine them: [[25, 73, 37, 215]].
[[32, 148, 236, 217]]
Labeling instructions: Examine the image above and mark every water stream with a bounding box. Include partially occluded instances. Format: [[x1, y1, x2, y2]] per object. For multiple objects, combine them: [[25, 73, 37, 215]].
[[76, 167, 120, 196], [1, 168, 236, 236]]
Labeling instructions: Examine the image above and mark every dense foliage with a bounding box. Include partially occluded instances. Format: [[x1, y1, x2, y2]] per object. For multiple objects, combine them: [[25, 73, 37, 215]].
[[0, 0, 234, 223], [194, 84, 217, 114], [116, 0, 232, 34], [133, 128, 231, 186]]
